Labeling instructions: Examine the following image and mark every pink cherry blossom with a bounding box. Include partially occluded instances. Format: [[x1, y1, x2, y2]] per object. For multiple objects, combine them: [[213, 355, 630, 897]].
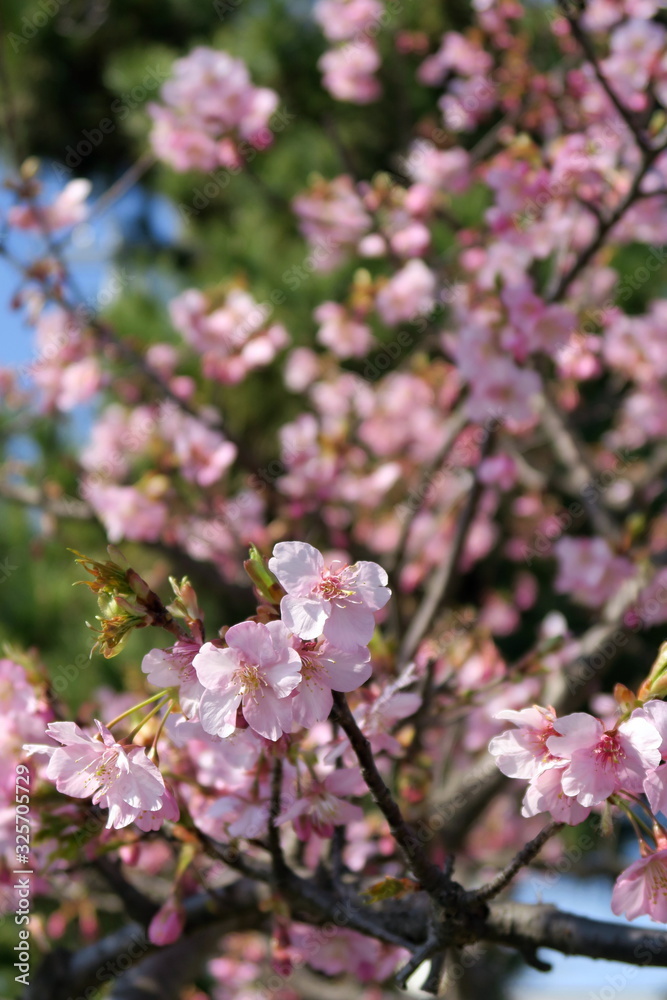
[[9, 179, 91, 231], [375, 259, 436, 325], [148, 48, 279, 172], [279, 625, 372, 728], [193, 622, 303, 740], [644, 762, 667, 816], [546, 713, 662, 807], [611, 847, 667, 922], [521, 766, 591, 825], [406, 142, 472, 194], [554, 537, 636, 608], [25, 721, 168, 830], [142, 640, 204, 719], [347, 685, 421, 758], [318, 40, 382, 104], [148, 896, 186, 946], [268, 541, 390, 650], [633, 698, 667, 756], [134, 783, 181, 832], [314, 302, 374, 358], [160, 411, 237, 486], [601, 19, 666, 98], [293, 175, 371, 267], [169, 287, 289, 385], [276, 767, 364, 839], [418, 31, 492, 85], [288, 923, 407, 981], [314, 0, 384, 42], [488, 705, 560, 779], [84, 482, 168, 544]]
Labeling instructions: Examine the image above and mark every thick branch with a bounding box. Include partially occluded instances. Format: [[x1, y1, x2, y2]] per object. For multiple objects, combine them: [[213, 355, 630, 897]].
[[27, 877, 667, 1000], [486, 901, 667, 967]]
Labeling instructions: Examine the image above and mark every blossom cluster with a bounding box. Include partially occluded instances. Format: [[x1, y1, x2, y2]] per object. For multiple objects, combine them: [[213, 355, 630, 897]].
[[23, 542, 390, 838], [314, 0, 384, 103], [10, 0, 667, 983], [490, 698, 667, 922], [147, 47, 279, 171]]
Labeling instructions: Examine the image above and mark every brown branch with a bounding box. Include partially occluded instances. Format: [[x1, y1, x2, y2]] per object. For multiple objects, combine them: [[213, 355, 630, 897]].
[[538, 391, 620, 541], [486, 900, 667, 967], [397, 426, 494, 667], [563, 12, 651, 153], [547, 146, 659, 303], [25, 863, 667, 1000], [387, 405, 467, 579], [473, 821, 564, 903], [331, 690, 445, 893], [268, 756, 290, 887]]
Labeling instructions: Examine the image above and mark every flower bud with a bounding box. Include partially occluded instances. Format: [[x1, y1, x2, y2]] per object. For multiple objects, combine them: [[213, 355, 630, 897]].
[[148, 897, 186, 947]]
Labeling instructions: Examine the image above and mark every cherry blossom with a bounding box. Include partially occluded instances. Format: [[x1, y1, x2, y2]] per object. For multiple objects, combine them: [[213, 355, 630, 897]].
[[148, 48, 279, 171], [9, 179, 91, 231], [193, 622, 303, 740], [318, 40, 382, 104], [24, 721, 169, 830], [313, 0, 384, 41], [268, 541, 390, 650], [314, 302, 375, 358], [488, 705, 560, 779], [612, 845, 667, 923], [521, 766, 592, 825], [276, 766, 364, 839], [283, 628, 373, 727], [546, 713, 662, 807], [375, 259, 436, 325], [554, 537, 636, 608], [142, 640, 204, 719]]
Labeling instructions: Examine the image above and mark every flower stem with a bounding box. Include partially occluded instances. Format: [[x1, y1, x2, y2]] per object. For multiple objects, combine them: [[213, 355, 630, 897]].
[[127, 697, 170, 742], [105, 689, 171, 730], [149, 699, 174, 762]]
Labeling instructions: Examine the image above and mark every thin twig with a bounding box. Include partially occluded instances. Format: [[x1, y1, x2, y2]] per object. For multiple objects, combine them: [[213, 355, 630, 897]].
[[387, 405, 467, 578], [268, 757, 290, 887], [331, 691, 444, 893], [473, 821, 564, 903], [564, 12, 651, 152], [397, 428, 494, 668], [538, 390, 620, 540]]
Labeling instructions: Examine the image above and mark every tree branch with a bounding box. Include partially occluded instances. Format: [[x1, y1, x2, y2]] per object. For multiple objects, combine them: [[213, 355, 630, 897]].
[[397, 427, 494, 668], [331, 690, 445, 893], [473, 822, 564, 903]]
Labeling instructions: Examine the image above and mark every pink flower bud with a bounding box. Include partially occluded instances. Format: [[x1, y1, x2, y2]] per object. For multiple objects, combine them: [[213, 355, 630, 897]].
[[148, 897, 186, 946]]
